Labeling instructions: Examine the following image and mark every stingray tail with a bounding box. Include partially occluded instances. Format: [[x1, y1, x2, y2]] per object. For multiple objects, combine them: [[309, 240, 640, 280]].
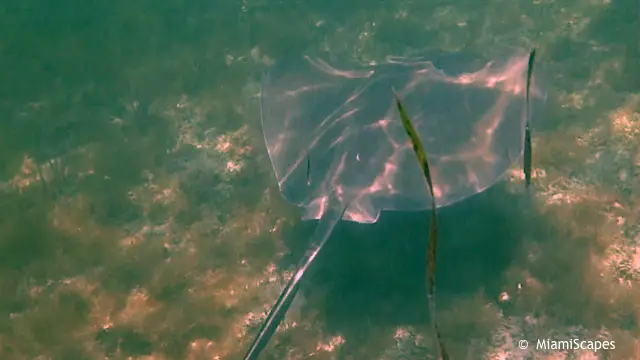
[[242, 197, 347, 360]]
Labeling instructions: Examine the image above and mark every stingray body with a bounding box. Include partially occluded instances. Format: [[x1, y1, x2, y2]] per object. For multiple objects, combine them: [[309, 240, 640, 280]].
[[244, 50, 546, 359], [261, 50, 546, 224]]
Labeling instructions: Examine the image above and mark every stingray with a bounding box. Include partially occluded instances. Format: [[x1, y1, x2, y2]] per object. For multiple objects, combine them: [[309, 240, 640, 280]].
[[243, 49, 545, 359]]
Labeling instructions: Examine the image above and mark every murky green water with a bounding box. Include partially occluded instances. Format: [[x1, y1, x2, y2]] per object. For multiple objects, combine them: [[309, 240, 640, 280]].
[[1, 0, 638, 359]]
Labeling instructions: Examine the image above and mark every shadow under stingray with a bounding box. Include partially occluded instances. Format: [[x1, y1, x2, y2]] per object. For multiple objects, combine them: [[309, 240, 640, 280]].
[[277, 179, 556, 356]]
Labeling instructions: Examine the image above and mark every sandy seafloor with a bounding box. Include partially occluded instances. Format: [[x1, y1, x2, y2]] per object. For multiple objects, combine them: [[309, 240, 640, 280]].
[[0, 0, 638, 359]]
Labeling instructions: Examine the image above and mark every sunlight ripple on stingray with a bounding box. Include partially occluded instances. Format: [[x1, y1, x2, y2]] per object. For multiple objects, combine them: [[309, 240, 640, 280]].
[[260, 50, 546, 223]]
